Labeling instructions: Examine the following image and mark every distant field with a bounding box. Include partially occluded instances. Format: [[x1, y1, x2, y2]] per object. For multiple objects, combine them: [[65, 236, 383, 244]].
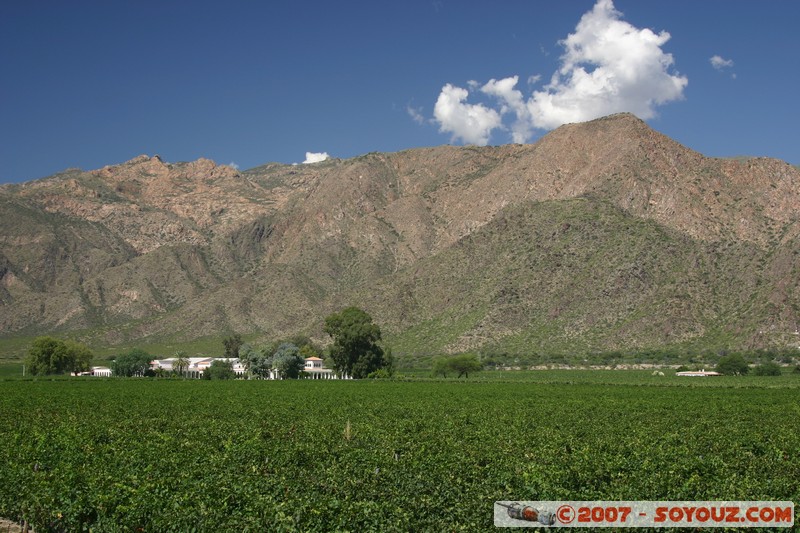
[[0, 363, 24, 379], [1, 375, 797, 531], [401, 367, 800, 387]]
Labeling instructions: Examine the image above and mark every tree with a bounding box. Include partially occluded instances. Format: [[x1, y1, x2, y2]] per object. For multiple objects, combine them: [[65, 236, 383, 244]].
[[381, 347, 395, 377], [203, 359, 235, 380], [432, 354, 483, 379], [298, 343, 320, 360], [716, 353, 750, 376], [238, 343, 272, 379], [431, 357, 450, 378], [111, 348, 153, 377], [63, 340, 94, 374], [222, 334, 243, 359], [752, 361, 782, 376], [324, 307, 388, 379], [448, 354, 483, 378], [270, 343, 305, 379], [26, 337, 67, 375], [173, 351, 190, 377], [25, 337, 93, 376]]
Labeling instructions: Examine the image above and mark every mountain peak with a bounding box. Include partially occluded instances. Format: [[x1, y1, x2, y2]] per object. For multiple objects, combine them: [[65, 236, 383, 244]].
[[1, 114, 799, 357], [550, 111, 653, 139], [592, 111, 644, 122], [123, 154, 162, 165]]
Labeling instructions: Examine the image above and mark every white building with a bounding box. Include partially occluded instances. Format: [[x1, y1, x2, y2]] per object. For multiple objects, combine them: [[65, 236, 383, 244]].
[[99, 355, 348, 379], [91, 366, 112, 377], [151, 358, 175, 372], [150, 357, 232, 378], [676, 369, 722, 377], [304, 356, 337, 379]]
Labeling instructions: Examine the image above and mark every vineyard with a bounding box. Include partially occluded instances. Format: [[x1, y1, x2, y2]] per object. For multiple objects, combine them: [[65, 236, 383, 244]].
[[0, 374, 798, 531]]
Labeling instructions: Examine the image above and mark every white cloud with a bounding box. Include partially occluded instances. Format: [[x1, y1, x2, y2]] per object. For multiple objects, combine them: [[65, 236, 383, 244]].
[[302, 152, 330, 164], [527, 74, 542, 86], [433, 83, 502, 145], [429, 0, 687, 144], [481, 76, 533, 143], [710, 55, 734, 70], [228, 161, 239, 170], [407, 105, 426, 125], [529, 0, 687, 129]]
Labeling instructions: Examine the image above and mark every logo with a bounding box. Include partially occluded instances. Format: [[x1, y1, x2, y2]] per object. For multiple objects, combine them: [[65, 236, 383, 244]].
[[494, 501, 794, 528]]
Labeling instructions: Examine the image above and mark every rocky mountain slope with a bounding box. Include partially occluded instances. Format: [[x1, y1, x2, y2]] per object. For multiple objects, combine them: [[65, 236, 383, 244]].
[[1, 113, 798, 359]]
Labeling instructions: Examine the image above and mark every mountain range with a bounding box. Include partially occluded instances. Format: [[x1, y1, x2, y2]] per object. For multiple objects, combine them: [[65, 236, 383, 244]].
[[1, 113, 798, 362]]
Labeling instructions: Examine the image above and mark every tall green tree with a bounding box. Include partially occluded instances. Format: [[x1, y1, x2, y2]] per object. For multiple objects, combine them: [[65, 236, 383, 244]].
[[26, 337, 93, 376], [716, 353, 750, 375], [111, 348, 153, 377], [222, 334, 243, 359], [64, 340, 94, 374], [299, 344, 320, 360], [324, 306, 388, 379], [270, 343, 306, 379], [203, 359, 235, 380], [238, 343, 272, 379], [287, 334, 321, 354]]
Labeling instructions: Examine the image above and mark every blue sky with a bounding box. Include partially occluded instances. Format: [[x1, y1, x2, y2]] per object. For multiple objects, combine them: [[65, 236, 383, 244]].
[[1, 1, 798, 183]]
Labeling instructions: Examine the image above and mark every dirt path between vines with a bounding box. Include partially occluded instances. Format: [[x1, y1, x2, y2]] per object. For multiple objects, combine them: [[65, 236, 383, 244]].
[[0, 518, 33, 532]]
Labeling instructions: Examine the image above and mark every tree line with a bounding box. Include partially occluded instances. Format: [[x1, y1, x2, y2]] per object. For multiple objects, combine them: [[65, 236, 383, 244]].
[[23, 306, 397, 379]]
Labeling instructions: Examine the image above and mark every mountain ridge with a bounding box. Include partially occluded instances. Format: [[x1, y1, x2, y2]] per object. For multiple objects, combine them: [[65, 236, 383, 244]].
[[1, 113, 798, 360]]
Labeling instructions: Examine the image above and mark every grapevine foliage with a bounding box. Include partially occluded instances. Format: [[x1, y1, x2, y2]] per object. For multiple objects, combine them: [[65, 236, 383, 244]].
[[0, 378, 797, 531]]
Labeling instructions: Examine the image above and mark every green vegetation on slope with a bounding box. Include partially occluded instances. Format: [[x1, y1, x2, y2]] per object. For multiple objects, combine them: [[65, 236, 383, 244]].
[[379, 197, 780, 363]]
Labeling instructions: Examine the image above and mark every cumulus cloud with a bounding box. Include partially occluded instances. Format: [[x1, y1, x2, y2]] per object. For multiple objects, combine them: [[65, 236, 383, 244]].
[[433, 83, 502, 145], [529, 0, 687, 129], [302, 152, 330, 164], [481, 76, 533, 143], [429, 0, 688, 145], [228, 161, 239, 170]]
